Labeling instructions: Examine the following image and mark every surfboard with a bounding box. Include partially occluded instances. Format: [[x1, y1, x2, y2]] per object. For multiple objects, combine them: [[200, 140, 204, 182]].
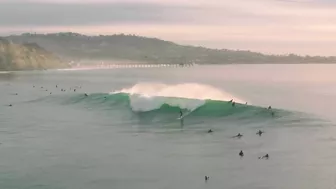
[[177, 112, 191, 120]]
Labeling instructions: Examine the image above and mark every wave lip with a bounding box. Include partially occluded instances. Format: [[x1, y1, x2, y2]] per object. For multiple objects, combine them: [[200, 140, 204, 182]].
[[111, 82, 245, 103]]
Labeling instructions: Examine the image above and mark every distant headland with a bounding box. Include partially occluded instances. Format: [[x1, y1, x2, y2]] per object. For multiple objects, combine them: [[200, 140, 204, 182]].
[[2, 32, 336, 68]]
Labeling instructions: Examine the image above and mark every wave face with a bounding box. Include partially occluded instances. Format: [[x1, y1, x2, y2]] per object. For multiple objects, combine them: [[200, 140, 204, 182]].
[[60, 83, 323, 127], [66, 92, 277, 120]]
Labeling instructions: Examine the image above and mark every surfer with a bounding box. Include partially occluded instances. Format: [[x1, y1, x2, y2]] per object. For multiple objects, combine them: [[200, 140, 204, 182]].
[[8, 104, 12, 107], [56, 85, 58, 88], [74, 89, 76, 92], [205, 176, 209, 181], [268, 106, 272, 110], [232, 102, 236, 107], [229, 99, 233, 103], [256, 130, 264, 136], [239, 150, 244, 157], [85, 93, 88, 97], [179, 110, 183, 118], [208, 129, 213, 133], [234, 133, 243, 138], [259, 154, 269, 159]]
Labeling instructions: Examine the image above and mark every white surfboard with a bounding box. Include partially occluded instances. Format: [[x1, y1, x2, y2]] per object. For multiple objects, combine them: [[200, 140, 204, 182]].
[[177, 112, 191, 120]]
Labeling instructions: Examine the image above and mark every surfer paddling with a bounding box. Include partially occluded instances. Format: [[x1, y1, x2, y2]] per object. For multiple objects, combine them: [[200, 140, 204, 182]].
[[259, 154, 269, 160], [233, 133, 243, 138]]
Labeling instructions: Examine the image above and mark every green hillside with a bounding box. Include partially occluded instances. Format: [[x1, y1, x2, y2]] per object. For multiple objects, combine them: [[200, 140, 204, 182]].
[[5, 33, 336, 64], [0, 38, 68, 71]]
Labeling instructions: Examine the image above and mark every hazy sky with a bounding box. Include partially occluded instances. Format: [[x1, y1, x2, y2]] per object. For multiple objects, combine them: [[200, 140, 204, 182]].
[[1, 0, 336, 55]]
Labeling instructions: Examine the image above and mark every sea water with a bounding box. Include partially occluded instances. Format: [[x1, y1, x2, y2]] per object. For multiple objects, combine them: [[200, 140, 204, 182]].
[[0, 64, 336, 189]]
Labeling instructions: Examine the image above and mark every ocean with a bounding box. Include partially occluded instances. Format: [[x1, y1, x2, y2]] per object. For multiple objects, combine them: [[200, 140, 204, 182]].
[[1, 64, 336, 189]]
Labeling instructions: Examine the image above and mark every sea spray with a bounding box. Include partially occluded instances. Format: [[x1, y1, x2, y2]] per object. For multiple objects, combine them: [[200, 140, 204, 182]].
[[112, 82, 245, 103]]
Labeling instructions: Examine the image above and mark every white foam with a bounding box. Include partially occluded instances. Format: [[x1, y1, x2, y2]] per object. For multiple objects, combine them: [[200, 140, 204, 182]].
[[111, 82, 244, 112]]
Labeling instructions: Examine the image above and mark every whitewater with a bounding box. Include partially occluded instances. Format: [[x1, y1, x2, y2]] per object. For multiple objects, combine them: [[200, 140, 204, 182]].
[[1, 64, 336, 189]]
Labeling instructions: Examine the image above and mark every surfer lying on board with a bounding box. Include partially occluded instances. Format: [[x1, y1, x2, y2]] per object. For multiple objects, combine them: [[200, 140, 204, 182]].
[[233, 133, 243, 138], [259, 154, 269, 159]]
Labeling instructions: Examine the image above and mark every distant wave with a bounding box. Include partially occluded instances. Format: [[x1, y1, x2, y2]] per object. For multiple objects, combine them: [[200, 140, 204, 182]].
[[65, 92, 278, 120], [47, 82, 326, 126]]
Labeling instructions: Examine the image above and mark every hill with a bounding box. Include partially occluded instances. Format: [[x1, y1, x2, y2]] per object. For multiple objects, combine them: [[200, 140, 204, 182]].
[[5, 33, 336, 64], [0, 38, 68, 71]]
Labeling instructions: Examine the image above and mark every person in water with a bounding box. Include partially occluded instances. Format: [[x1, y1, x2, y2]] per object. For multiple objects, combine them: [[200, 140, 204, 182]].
[[205, 176, 209, 181], [85, 93, 88, 97], [208, 129, 213, 133], [257, 130, 264, 136], [259, 154, 269, 159], [239, 150, 244, 157], [234, 133, 243, 138], [229, 99, 233, 103], [268, 106, 272, 110], [232, 102, 236, 107]]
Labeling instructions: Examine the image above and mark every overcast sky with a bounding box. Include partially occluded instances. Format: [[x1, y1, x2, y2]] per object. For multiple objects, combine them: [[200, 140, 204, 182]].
[[1, 0, 336, 55]]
